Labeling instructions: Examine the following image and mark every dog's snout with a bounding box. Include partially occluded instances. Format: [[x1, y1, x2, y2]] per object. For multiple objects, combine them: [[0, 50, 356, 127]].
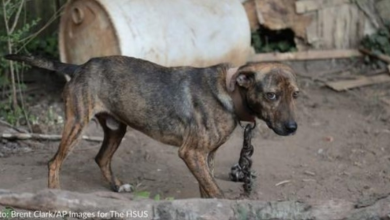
[[285, 121, 297, 133]]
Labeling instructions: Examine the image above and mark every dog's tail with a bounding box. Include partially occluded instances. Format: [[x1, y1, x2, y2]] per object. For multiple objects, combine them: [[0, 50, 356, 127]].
[[4, 54, 78, 78]]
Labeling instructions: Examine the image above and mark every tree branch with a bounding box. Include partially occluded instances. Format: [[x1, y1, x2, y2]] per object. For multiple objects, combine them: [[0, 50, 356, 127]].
[[10, 0, 25, 34], [2, 0, 10, 33]]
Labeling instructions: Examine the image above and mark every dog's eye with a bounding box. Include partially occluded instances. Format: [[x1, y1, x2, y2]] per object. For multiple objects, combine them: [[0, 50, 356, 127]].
[[292, 91, 300, 99], [266, 92, 277, 100]]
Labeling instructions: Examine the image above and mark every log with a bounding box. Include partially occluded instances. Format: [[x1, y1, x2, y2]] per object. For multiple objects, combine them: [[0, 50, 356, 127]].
[[295, 0, 350, 14], [304, 2, 372, 49], [355, 0, 381, 29], [254, 0, 312, 39], [248, 49, 362, 62], [317, 4, 364, 49], [0, 120, 28, 134], [359, 47, 390, 64], [376, 0, 390, 25], [0, 189, 389, 220], [326, 74, 390, 91], [243, 0, 259, 31], [1, 132, 103, 142]]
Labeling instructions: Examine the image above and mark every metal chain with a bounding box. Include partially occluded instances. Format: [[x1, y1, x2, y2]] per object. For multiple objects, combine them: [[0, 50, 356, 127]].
[[229, 121, 257, 195]]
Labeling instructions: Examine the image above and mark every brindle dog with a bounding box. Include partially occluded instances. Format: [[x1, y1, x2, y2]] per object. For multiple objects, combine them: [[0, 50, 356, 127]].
[[5, 54, 299, 198]]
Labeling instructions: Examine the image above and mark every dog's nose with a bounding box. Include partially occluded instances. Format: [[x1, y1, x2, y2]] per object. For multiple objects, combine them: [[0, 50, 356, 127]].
[[285, 121, 297, 133]]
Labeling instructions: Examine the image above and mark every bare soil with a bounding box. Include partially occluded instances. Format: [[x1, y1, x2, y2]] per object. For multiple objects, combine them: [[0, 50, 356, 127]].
[[0, 60, 389, 204]]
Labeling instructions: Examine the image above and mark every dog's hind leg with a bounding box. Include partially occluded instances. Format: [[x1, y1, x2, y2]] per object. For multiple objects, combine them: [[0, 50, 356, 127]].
[[48, 90, 92, 189], [95, 114, 130, 192]]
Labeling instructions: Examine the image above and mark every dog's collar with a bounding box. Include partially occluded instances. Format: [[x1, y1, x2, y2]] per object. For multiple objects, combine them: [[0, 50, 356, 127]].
[[229, 88, 256, 123]]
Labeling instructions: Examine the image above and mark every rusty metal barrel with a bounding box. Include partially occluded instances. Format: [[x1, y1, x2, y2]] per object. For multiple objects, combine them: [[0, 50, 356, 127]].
[[59, 0, 251, 67]]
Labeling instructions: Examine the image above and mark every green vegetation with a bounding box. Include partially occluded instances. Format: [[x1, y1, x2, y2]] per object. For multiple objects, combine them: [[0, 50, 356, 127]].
[[0, 0, 60, 127], [25, 34, 59, 58], [360, 22, 390, 68], [251, 27, 297, 53], [0, 0, 40, 127], [133, 190, 174, 201], [1, 207, 14, 220]]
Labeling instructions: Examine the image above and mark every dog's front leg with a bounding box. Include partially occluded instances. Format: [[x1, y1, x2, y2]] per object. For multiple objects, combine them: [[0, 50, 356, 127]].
[[179, 144, 223, 198], [199, 152, 216, 197]]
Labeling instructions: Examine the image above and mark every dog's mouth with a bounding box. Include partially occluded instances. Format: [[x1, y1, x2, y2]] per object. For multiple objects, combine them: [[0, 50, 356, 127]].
[[274, 129, 296, 136], [264, 120, 297, 136]]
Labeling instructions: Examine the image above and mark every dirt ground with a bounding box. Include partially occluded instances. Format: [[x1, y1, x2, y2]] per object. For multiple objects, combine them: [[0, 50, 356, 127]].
[[0, 59, 389, 204]]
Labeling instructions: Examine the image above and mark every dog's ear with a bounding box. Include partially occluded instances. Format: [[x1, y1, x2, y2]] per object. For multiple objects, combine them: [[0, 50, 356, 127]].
[[226, 67, 255, 92]]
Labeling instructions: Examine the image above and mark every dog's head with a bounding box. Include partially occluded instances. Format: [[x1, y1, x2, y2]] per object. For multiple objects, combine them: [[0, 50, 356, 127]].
[[227, 63, 299, 136]]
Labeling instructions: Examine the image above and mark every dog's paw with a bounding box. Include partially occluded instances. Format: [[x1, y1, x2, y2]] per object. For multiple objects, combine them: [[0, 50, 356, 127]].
[[229, 164, 256, 182], [117, 183, 133, 193], [229, 164, 245, 182]]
